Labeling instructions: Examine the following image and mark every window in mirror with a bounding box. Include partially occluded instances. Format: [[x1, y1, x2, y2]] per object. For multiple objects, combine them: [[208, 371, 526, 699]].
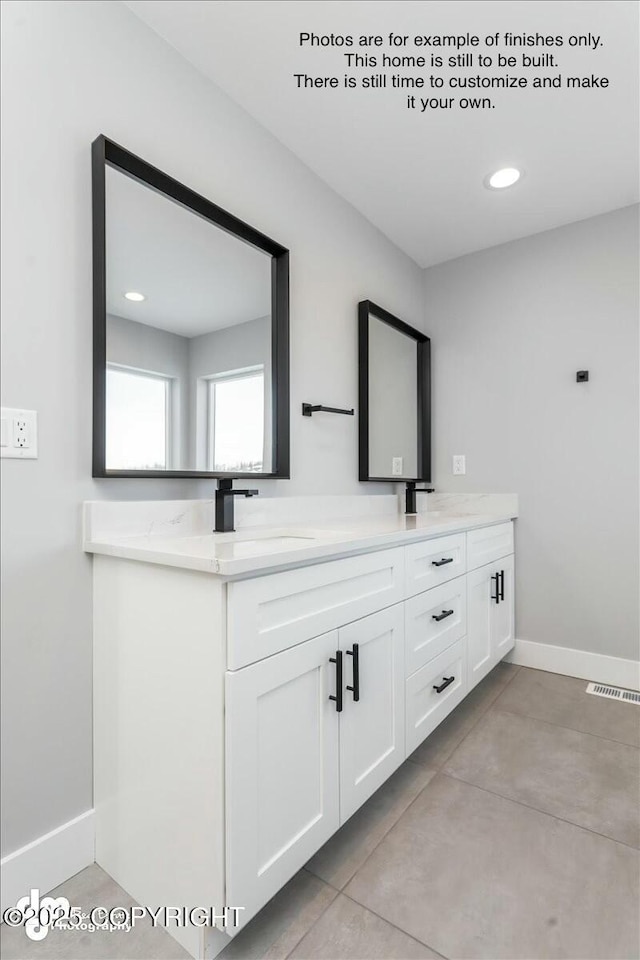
[[106, 365, 170, 470], [207, 368, 265, 472], [92, 136, 290, 478]]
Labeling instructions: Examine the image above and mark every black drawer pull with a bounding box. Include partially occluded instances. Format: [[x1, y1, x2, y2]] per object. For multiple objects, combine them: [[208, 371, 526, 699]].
[[432, 557, 454, 567], [491, 573, 500, 604], [329, 650, 343, 712], [432, 609, 454, 622], [499, 569, 505, 602], [433, 675, 455, 694], [346, 642, 360, 702]]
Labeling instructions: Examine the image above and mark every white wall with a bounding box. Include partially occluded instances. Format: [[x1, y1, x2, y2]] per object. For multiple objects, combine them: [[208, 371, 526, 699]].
[[423, 206, 639, 662], [0, 0, 424, 857]]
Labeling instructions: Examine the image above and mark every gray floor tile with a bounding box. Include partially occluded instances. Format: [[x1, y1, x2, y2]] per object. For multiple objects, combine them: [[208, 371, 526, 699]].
[[444, 709, 640, 846], [345, 774, 640, 960], [493, 667, 640, 746], [305, 761, 436, 889], [288, 895, 441, 959], [0, 864, 189, 959], [218, 870, 337, 960], [408, 661, 519, 770]]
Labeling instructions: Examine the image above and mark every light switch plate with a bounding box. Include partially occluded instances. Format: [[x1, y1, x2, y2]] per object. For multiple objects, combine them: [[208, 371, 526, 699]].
[[1, 408, 38, 459], [452, 454, 466, 475], [392, 457, 403, 476]]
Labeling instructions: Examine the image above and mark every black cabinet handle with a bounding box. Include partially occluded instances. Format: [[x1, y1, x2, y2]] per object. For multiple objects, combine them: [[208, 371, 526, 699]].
[[329, 650, 343, 712], [433, 676, 455, 694], [432, 609, 454, 622], [346, 642, 360, 702], [499, 569, 505, 602], [432, 557, 454, 567], [491, 573, 500, 604]]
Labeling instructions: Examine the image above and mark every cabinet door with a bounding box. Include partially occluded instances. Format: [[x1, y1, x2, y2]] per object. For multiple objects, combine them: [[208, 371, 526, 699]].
[[467, 562, 495, 690], [491, 553, 515, 660], [226, 631, 340, 925], [339, 606, 405, 823]]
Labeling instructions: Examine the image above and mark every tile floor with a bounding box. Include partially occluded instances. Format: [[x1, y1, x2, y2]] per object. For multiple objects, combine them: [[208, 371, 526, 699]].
[[2, 665, 638, 960]]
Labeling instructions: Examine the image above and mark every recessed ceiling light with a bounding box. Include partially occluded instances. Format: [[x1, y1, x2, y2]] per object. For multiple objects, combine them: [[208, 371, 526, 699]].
[[124, 291, 145, 302], [486, 167, 521, 190]]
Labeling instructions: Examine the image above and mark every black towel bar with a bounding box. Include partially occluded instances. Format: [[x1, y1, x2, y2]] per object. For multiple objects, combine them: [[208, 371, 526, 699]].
[[302, 403, 354, 417]]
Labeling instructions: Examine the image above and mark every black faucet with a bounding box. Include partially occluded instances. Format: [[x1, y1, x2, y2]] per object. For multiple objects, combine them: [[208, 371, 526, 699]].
[[215, 478, 259, 532], [405, 481, 434, 515]]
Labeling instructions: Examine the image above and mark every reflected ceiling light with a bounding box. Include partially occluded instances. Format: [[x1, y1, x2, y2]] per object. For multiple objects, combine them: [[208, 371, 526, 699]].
[[124, 291, 146, 302], [486, 167, 521, 190]]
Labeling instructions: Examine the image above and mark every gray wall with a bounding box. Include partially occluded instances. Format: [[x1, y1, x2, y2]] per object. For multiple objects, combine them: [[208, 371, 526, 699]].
[[188, 316, 272, 470], [107, 313, 190, 468], [0, 0, 424, 857], [423, 206, 639, 661]]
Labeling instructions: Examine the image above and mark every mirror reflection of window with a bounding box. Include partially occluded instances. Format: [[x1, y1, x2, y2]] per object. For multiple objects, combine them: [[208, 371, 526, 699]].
[[106, 365, 170, 470], [104, 164, 273, 474], [207, 368, 265, 473]]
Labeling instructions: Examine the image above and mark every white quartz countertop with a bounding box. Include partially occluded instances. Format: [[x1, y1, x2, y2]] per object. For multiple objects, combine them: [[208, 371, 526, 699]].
[[84, 508, 517, 578]]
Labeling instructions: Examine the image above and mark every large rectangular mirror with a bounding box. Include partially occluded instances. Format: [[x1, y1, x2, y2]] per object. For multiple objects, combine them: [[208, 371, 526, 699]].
[[358, 300, 431, 482], [92, 136, 289, 478]]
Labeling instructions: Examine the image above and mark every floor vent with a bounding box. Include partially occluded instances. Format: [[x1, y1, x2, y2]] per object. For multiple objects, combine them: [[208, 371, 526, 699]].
[[586, 682, 640, 704]]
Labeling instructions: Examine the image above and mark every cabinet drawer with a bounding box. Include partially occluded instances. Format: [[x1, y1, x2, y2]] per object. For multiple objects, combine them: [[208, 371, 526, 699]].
[[405, 639, 468, 755], [227, 548, 405, 669], [405, 576, 466, 677], [405, 533, 466, 598], [467, 522, 513, 571]]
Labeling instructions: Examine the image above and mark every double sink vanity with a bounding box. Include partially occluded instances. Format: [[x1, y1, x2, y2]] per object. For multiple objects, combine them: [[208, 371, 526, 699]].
[[85, 496, 516, 959], [88, 136, 517, 958]]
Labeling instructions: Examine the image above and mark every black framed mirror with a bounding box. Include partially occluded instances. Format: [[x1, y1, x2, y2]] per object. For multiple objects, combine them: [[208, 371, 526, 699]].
[[92, 136, 290, 478], [358, 300, 431, 483]]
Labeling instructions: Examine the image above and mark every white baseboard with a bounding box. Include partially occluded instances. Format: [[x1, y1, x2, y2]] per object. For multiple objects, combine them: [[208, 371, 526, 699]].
[[1, 810, 95, 914], [507, 639, 640, 690]]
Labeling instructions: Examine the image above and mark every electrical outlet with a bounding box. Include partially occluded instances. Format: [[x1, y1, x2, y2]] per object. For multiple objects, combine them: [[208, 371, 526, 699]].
[[14, 419, 29, 448], [452, 454, 466, 476], [392, 457, 403, 476], [1, 408, 38, 459]]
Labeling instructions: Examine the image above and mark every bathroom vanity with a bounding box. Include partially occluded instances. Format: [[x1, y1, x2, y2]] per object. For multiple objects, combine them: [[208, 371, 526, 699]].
[[87, 135, 517, 960], [85, 497, 516, 959]]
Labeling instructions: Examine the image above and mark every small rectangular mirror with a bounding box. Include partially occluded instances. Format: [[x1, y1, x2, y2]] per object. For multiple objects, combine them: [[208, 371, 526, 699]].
[[358, 300, 431, 482], [92, 136, 289, 478]]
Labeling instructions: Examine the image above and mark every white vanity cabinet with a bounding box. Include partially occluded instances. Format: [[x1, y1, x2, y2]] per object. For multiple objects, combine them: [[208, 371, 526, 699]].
[[225, 630, 341, 925], [90, 515, 515, 959], [338, 604, 405, 819], [467, 524, 515, 690], [225, 603, 405, 921]]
